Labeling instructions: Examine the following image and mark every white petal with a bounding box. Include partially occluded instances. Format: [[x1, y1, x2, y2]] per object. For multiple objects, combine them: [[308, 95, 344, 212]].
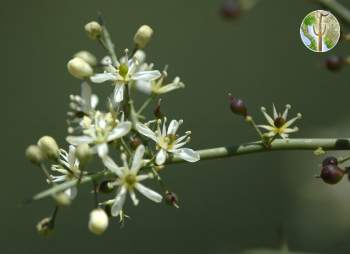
[[135, 79, 153, 94], [68, 145, 76, 167], [173, 148, 200, 162], [167, 120, 179, 135], [90, 94, 99, 109], [81, 82, 92, 109], [156, 80, 184, 94], [113, 84, 124, 103], [135, 183, 162, 203], [102, 156, 123, 176], [66, 135, 94, 145], [90, 72, 116, 83], [129, 190, 139, 206], [155, 149, 167, 165], [107, 121, 132, 141], [131, 145, 145, 173], [132, 70, 161, 81], [136, 174, 150, 182], [97, 143, 108, 157], [65, 186, 78, 200], [135, 123, 158, 142], [111, 186, 127, 217]]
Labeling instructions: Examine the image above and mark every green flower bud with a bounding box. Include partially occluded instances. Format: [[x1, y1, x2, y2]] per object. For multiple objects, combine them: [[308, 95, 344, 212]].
[[67, 57, 93, 80], [37, 136, 60, 160], [25, 145, 45, 165], [74, 51, 97, 66], [53, 192, 71, 207], [134, 25, 154, 48], [88, 208, 109, 235], [75, 144, 93, 166], [84, 21, 102, 40]]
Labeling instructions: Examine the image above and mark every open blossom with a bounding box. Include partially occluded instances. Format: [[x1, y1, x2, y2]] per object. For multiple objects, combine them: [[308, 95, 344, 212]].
[[51, 146, 82, 199], [102, 145, 162, 216], [66, 111, 131, 157], [135, 118, 200, 165], [258, 104, 302, 139], [90, 50, 161, 103], [135, 65, 184, 95]]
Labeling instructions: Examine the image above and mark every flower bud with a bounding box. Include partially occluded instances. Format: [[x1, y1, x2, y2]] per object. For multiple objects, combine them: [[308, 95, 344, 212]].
[[75, 144, 92, 166], [84, 21, 102, 40], [322, 156, 338, 166], [53, 192, 71, 206], [25, 145, 45, 165], [221, 0, 241, 19], [67, 57, 93, 80], [98, 181, 115, 194], [325, 56, 344, 72], [134, 25, 154, 48], [88, 208, 109, 235], [37, 136, 60, 160], [229, 94, 248, 116], [74, 51, 97, 66], [164, 191, 179, 208], [320, 164, 345, 184], [36, 217, 54, 236]]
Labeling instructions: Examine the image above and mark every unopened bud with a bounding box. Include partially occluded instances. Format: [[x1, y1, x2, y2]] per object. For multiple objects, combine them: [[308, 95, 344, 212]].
[[26, 145, 45, 165], [36, 217, 54, 236], [229, 94, 248, 116], [53, 192, 71, 206], [88, 208, 109, 235], [37, 136, 60, 160], [74, 51, 97, 66], [67, 57, 93, 80], [84, 21, 102, 40], [75, 144, 92, 166], [134, 25, 153, 48]]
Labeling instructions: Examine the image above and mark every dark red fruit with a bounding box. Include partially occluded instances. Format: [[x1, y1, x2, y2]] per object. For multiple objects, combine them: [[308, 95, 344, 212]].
[[229, 95, 247, 116], [220, 0, 241, 19], [322, 156, 338, 166], [320, 164, 344, 184], [325, 56, 344, 72]]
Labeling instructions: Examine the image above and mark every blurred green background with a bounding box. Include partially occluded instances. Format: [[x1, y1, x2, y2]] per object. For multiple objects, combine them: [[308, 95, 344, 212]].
[[2, 0, 350, 253]]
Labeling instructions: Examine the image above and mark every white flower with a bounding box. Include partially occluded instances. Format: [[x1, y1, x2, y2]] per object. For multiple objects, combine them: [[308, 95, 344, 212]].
[[90, 50, 161, 103], [258, 104, 302, 139], [102, 145, 163, 216], [67, 82, 99, 133], [136, 71, 185, 95], [66, 111, 132, 157], [50, 145, 81, 200], [135, 118, 200, 165]]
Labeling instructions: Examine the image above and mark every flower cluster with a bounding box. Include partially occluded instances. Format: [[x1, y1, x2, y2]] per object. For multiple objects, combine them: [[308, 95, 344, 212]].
[[26, 19, 199, 236]]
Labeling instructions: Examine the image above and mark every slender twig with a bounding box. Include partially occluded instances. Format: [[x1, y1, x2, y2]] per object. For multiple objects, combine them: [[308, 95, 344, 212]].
[[31, 137, 350, 201]]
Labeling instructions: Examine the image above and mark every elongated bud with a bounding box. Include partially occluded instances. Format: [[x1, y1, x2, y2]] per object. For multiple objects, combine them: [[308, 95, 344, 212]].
[[67, 57, 93, 80], [229, 94, 248, 116], [53, 192, 71, 206], [75, 144, 92, 166], [134, 25, 153, 48], [88, 208, 109, 235], [26, 145, 45, 165], [36, 217, 54, 236], [74, 51, 97, 66], [84, 21, 102, 40], [37, 136, 60, 160]]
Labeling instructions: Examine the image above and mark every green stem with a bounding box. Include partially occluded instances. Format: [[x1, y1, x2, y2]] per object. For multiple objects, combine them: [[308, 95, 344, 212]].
[[137, 95, 156, 115], [32, 138, 350, 201]]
